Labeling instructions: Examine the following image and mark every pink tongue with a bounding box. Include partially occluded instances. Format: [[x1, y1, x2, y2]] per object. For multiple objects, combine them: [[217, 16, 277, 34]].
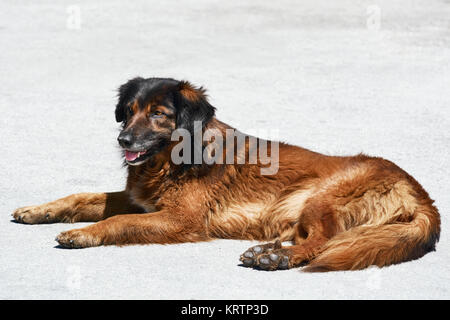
[[125, 151, 140, 162]]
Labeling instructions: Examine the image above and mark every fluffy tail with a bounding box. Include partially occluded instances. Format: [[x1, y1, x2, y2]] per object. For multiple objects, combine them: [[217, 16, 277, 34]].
[[303, 203, 440, 272]]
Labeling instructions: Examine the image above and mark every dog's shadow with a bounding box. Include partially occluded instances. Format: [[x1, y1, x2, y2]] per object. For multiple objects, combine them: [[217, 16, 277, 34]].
[[236, 263, 293, 272]]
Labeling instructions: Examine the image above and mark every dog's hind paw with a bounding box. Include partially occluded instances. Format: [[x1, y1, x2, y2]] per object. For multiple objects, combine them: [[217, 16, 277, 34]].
[[239, 240, 292, 270], [256, 251, 291, 270]]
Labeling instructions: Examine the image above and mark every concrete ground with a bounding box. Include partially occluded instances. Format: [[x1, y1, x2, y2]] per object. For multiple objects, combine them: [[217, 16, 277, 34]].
[[0, 0, 449, 299]]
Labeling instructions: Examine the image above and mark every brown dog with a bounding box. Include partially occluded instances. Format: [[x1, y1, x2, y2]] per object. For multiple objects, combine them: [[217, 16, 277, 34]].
[[13, 77, 440, 271]]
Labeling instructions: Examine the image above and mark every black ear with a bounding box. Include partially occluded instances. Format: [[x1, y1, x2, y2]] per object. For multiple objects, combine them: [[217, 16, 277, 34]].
[[115, 77, 144, 122], [174, 81, 216, 134]]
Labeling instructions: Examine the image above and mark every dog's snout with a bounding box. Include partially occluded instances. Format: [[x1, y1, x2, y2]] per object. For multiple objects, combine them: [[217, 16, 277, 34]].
[[118, 131, 133, 148]]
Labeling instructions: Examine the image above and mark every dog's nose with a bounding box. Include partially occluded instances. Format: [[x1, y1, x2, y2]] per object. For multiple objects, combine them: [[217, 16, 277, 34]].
[[117, 131, 133, 148]]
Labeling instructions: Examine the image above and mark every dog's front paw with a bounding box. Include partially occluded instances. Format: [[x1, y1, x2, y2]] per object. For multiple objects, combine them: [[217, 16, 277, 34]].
[[240, 240, 291, 271], [12, 205, 58, 224], [56, 229, 101, 249]]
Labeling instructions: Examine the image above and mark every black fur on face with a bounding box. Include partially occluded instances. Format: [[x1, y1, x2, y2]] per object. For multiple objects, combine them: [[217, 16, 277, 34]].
[[115, 77, 216, 165], [115, 77, 215, 130], [115, 77, 145, 123]]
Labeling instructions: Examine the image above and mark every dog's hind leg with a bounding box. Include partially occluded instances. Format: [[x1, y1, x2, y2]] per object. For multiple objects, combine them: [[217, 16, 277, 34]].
[[241, 166, 440, 271], [12, 191, 145, 224], [240, 200, 336, 270]]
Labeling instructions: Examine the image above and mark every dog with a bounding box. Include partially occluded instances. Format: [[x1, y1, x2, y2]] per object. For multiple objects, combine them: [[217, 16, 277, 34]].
[[12, 77, 440, 271]]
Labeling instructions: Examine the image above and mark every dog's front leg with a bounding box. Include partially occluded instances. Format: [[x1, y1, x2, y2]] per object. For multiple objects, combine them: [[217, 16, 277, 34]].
[[12, 191, 144, 224], [55, 210, 208, 248]]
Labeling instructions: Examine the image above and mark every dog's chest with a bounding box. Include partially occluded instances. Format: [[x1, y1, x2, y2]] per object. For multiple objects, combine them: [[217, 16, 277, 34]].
[[128, 186, 157, 213], [126, 165, 173, 212], [126, 177, 163, 213]]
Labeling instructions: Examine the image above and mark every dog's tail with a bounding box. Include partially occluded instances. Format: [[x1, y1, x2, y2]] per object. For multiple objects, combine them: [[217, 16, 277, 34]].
[[303, 202, 440, 272]]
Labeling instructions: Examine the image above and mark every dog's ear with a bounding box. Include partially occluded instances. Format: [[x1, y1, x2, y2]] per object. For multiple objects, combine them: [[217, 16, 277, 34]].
[[115, 77, 144, 122], [174, 81, 216, 133]]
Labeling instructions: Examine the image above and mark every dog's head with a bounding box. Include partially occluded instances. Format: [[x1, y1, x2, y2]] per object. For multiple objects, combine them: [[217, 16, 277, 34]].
[[115, 77, 215, 166]]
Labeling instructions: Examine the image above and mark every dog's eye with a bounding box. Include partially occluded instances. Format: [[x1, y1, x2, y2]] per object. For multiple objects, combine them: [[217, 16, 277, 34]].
[[127, 106, 133, 116], [151, 110, 164, 118]]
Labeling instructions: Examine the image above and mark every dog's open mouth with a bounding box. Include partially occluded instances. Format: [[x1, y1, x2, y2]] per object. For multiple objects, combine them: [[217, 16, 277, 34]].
[[125, 150, 150, 164]]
